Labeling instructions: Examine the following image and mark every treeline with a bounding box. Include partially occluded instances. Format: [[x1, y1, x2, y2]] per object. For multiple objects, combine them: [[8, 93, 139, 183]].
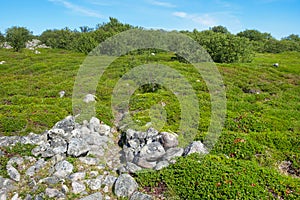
[[1, 17, 300, 63]]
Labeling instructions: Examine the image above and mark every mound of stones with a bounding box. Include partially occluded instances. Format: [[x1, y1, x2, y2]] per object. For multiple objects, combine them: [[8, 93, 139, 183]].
[[118, 128, 208, 173], [0, 116, 208, 199], [1, 39, 49, 50]]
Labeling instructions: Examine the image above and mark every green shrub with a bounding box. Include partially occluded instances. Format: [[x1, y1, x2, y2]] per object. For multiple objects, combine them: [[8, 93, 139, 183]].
[[136, 154, 300, 199], [5, 26, 32, 52]]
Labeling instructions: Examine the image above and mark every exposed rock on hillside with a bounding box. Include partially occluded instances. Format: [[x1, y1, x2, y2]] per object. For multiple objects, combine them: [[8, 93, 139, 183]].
[[0, 116, 208, 199]]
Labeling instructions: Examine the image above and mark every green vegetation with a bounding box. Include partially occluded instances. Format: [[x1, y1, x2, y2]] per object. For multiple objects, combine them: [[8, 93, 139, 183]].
[[0, 143, 36, 178], [0, 47, 299, 198], [5, 26, 33, 52], [0, 18, 300, 198]]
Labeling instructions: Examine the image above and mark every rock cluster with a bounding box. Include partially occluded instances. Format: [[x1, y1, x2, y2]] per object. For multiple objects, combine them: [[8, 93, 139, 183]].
[[0, 39, 49, 50], [25, 39, 49, 50], [0, 116, 208, 199], [118, 128, 208, 173]]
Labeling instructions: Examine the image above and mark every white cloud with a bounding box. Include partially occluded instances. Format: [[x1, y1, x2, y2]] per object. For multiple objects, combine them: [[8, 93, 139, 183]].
[[173, 11, 188, 18], [173, 12, 216, 27], [49, 0, 103, 18], [192, 14, 217, 26], [149, 0, 176, 8]]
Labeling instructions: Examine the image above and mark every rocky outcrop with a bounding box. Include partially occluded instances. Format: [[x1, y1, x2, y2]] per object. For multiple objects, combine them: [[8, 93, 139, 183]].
[[0, 115, 208, 199]]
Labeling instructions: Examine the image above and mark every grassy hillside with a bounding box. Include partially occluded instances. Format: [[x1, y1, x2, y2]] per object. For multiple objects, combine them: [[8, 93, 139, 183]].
[[0, 48, 299, 199]]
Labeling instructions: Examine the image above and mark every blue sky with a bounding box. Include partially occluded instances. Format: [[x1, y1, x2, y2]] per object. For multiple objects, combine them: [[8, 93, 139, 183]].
[[0, 0, 299, 39]]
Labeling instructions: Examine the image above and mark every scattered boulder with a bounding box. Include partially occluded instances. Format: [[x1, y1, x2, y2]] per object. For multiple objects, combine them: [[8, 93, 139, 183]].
[[130, 191, 153, 200], [67, 138, 90, 157], [72, 181, 86, 194], [114, 174, 138, 198], [6, 165, 20, 182], [45, 188, 65, 198], [83, 94, 97, 103], [59, 90, 65, 98], [54, 160, 74, 178], [79, 192, 103, 200], [183, 141, 208, 156], [160, 132, 178, 148]]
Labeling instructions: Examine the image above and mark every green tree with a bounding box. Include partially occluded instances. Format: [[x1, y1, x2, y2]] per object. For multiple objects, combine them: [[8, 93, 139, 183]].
[[282, 34, 300, 42], [39, 28, 75, 49], [73, 32, 97, 54], [79, 26, 93, 33], [210, 25, 230, 34], [5, 26, 32, 51], [237, 29, 272, 41], [189, 30, 253, 63], [0, 32, 5, 43], [94, 17, 134, 43]]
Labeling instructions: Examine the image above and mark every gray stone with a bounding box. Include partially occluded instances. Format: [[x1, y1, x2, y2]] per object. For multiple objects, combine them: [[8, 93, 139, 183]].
[[80, 126, 91, 135], [86, 179, 102, 190], [83, 94, 96, 103], [7, 157, 24, 167], [89, 171, 99, 177], [0, 189, 6, 200], [49, 136, 68, 155], [41, 149, 56, 158], [160, 132, 178, 148], [6, 165, 20, 182], [31, 142, 50, 157], [183, 141, 208, 156], [139, 142, 165, 162], [24, 194, 33, 200], [154, 161, 169, 170], [126, 129, 136, 141], [50, 154, 66, 165], [26, 158, 47, 176], [68, 172, 86, 181], [62, 184, 69, 194], [128, 139, 140, 149], [83, 133, 111, 146], [79, 192, 103, 200], [134, 157, 156, 169], [114, 174, 138, 197], [54, 160, 73, 177], [72, 181, 86, 194], [146, 128, 159, 140], [11, 193, 21, 200], [122, 146, 135, 163], [34, 193, 44, 200], [45, 188, 65, 198], [79, 157, 99, 165], [98, 124, 111, 136], [130, 191, 153, 200], [88, 146, 105, 157], [67, 138, 90, 157], [163, 147, 184, 161], [39, 176, 60, 185], [89, 117, 101, 133], [102, 175, 117, 187], [126, 162, 142, 173], [53, 116, 75, 132]]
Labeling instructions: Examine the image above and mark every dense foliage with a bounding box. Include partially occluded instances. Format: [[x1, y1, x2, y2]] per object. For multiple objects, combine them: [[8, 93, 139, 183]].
[[1, 18, 300, 63], [5, 26, 32, 51], [0, 47, 299, 199]]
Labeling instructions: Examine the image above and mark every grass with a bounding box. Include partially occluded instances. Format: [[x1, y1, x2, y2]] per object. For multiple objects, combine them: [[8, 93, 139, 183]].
[[0, 48, 299, 199]]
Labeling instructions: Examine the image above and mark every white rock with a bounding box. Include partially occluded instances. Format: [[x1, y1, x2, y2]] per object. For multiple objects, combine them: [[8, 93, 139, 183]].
[[83, 94, 96, 103], [72, 181, 86, 194], [6, 166, 20, 182], [59, 90, 65, 98]]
